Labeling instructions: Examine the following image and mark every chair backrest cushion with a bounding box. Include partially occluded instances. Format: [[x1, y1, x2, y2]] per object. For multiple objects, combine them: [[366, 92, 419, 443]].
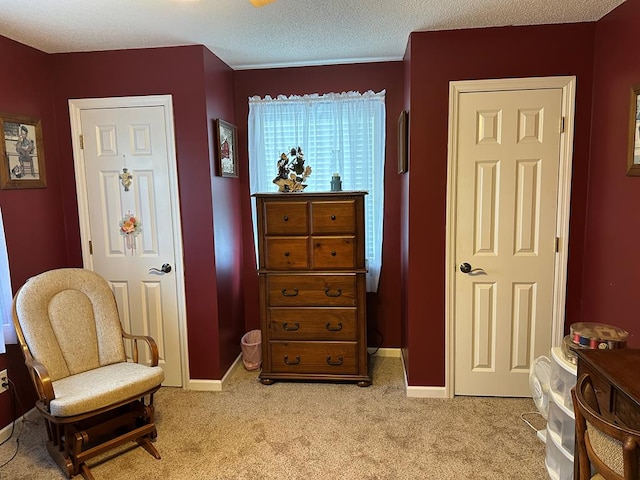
[[587, 423, 625, 476], [14, 268, 126, 381]]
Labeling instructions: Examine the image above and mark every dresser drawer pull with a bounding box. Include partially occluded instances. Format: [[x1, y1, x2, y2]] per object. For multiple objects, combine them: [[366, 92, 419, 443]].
[[284, 355, 301, 365], [283, 215, 289, 221], [331, 215, 336, 220], [325, 322, 343, 331], [331, 251, 337, 256], [283, 322, 300, 331], [281, 288, 299, 297], [324, 287, 342, 297], [283, 251, 290, 257], [326, 356, 344, 366]]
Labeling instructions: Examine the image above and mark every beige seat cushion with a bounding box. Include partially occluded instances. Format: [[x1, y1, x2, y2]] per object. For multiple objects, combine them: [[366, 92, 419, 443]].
[[50, 362, 164, 417]]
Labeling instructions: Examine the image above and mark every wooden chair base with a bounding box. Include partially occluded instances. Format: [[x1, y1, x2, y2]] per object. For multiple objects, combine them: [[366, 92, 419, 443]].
[[42, 397, 160, 479]]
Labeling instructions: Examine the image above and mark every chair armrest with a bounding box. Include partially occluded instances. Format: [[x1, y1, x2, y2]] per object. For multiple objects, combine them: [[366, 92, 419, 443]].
[[121, 331, 160, 367], [24, 356, 55, 411]]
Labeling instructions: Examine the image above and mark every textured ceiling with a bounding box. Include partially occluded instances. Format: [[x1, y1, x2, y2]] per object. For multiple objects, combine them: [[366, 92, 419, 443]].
[[0, 0, 626, 70]]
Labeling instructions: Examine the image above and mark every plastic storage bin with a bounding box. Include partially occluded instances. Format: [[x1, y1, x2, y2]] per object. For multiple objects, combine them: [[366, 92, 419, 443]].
[[545, 346, 577, 480], [545, 425, 574, 480], [547, 393, 575, 453], [550, 347, 577, 410]]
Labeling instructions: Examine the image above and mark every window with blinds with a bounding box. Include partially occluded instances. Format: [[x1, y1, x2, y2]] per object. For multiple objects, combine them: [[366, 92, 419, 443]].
[[248, 90, 386, 291]]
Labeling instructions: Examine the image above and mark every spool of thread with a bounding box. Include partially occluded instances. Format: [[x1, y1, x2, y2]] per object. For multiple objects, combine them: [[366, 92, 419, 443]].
[[331, 173, 342, 192]]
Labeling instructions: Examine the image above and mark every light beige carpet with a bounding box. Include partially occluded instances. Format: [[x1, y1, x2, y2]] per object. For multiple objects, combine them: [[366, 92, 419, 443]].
[[0, 356, 547, 479]]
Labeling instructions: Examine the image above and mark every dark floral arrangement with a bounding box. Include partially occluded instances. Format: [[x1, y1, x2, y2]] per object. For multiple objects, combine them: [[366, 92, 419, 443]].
[[273, 146, 312, 192]]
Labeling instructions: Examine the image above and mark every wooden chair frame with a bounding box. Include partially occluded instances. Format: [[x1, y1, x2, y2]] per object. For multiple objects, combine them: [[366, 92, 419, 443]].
[[13, 286, 162, 480], [572, 373, 640, 480]]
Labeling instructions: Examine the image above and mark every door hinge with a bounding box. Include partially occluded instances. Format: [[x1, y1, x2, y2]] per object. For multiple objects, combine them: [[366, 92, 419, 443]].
[[89, 240, 93, 255], [555, 237, 559, 253], [79, 134, 84, 149], [560, 117, 565, 134]]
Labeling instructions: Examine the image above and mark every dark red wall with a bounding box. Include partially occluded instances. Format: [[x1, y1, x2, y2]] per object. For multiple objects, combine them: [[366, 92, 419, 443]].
[[0, 36, 67, 427], [404, 23, 596, 386], [581, 0, 640, 347], [204, 49, 247, 369], [48, 45, 242, 380], [233, 62, 405, 350], [0, 2, 637, 431]]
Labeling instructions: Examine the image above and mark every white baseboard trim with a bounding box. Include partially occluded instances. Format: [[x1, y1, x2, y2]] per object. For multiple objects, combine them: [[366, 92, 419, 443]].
[[406, 385, 449, 398], [399, 349, 451, 398], [0, 407, 38, 444], [369, 347, 401, 357], [187, 353, 242, 392]]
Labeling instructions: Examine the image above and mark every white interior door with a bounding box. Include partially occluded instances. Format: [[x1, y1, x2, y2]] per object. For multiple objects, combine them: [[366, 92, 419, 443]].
[[70, 97, 185, 387], [452, 86, 564, 396]]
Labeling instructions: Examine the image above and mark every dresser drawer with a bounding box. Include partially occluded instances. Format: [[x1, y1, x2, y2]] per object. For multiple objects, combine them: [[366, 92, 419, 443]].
[[269, 341, 358, 374], [311, 236, 356, 269], [268, 307, 357, 341], [579, 365, 613, 417], [311, 200, 356, 234], [264, 237, 309, 269], [267, 274, 358, 307], [264, 201, 308, 235], [614, 390, 640, 429]]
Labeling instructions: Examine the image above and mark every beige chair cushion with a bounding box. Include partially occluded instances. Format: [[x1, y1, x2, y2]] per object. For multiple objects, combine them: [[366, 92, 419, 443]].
[[587, 423, 624, 476], [50, 362, 164, 417], [15, 268, 127, 382]]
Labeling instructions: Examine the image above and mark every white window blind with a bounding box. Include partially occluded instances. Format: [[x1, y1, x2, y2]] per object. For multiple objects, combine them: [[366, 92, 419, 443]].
[[248, 90, 386, 291]]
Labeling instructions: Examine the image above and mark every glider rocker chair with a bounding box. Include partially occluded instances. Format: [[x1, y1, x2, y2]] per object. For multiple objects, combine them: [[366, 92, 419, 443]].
[[12, 268, 165, 480], [572, 373, 640, 480]]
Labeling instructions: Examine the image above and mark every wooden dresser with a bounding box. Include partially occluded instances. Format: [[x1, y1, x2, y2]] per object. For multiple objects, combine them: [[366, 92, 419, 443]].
[[575, 348, 640, 430], [254, 191, 371, 387], [574, 349, 640, 479]]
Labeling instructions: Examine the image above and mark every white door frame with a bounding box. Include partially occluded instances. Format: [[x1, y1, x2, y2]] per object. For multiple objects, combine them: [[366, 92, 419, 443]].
[[68, 95, 189, 389], [445, 76, 576, 398]]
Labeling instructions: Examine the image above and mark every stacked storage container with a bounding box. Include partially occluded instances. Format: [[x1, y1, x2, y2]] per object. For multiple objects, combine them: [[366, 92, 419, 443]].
[[545, 346, 577, 480]]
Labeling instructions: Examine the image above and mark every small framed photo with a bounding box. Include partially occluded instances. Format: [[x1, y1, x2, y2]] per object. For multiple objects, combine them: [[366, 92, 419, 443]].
[[215, 118, 238, 178], [398, 110, 408, 174], [0, 113, 46, 189]]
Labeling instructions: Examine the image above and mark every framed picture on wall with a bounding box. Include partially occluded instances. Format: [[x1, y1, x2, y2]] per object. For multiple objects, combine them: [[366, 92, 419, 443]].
[[215, 118, 238, 178], [627, 83, 640, 176], [398, 110, 408, 174], [0, 113, 47, 189]]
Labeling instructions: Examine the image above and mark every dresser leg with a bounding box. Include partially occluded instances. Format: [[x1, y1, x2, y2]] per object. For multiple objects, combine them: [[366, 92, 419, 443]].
[[259, 378, 275, 385], [357, 380, 372, 387]]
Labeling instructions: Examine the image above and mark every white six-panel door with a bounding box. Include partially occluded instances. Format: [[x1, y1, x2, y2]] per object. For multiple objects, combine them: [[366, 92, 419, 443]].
[[70, 97, 185, 387], [450, 82, 570, 397]]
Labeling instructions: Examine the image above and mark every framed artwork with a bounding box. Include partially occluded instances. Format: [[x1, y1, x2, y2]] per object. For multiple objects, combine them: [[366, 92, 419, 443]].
[[397, 110, 408, 174], [215, 118, 238, 178], [0, 113, 47, 189], [627, 83, 640, 176]]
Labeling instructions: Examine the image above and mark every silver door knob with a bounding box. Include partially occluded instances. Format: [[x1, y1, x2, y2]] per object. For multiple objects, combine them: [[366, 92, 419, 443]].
[[149, 263, 172, 274], [460, 262, 486, 274]]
